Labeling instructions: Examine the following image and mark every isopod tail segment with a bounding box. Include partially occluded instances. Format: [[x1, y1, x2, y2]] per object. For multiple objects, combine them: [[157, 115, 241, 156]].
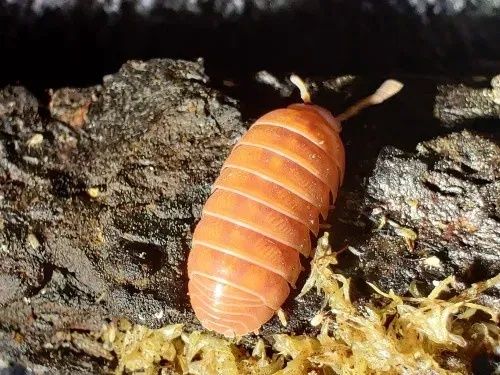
[[187, 74, 403, 339]]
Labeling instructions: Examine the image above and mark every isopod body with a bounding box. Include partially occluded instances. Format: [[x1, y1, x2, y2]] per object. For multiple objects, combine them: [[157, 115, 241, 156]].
[[187, 102, 345, 337]]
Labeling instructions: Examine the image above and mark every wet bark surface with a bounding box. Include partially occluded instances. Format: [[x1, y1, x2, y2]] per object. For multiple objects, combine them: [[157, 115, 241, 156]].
[[0, 59, 498, 373]]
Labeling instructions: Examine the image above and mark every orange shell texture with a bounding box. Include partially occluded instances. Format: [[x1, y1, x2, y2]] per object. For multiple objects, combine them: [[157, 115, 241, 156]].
[[187, 103, 345, 337]]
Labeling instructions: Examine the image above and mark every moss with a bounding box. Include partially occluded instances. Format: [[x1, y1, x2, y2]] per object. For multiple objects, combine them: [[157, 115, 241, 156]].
[[103, 233, 499, 374]]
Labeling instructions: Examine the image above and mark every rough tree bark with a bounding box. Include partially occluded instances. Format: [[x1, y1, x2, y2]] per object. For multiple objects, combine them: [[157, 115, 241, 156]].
[[0, 59, 498, 373]]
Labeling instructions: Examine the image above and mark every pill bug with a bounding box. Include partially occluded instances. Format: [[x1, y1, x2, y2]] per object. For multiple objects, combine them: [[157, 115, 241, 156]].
[[187, 76, 403, 337]]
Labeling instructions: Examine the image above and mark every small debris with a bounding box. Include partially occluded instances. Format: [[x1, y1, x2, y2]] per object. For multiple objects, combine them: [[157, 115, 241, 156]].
[[49, 88, 92, 129], [251, 338, 266, 359], [277, 308, 288, 327], [222, 80, 236, 87], [310, 312, 325, 327], [406, 198, 419, 215], [71, 332, 114, 361], [22, 155, 40, 165], [387, 219, 418, 250], [160, 324, 183, 340], [26, 133, 43, 148], [423, 256, 443, 269], [95, 292, 107, 303], [154, 309, 164, 320], [318, 232, 330, 250], [376, 214, 387, 230], [92, 227, 106, 245], [347, 246, 363, 257], [491, 74, 500, 105], [42, 342, 54, 349], [408, 281, 422, 297], [491, 74, 500, 88], [26, 233, 40, 250], [87, 187, 101, 198], [255, 71, 292, 96]]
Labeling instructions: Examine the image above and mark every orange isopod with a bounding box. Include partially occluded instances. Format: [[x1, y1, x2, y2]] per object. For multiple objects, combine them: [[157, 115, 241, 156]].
[[187, 76, 403, 337]]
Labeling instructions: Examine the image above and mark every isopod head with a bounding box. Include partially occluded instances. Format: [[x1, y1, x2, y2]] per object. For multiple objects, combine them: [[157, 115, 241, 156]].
[[287, 103, 342, 133]]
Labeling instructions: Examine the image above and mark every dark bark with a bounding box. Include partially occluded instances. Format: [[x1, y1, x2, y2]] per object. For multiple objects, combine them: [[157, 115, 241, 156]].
[[0, 58, 498, 373]]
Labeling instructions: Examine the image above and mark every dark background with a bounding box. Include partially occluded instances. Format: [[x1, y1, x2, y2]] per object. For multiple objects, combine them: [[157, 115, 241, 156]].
[[1, 0, 499, 92]]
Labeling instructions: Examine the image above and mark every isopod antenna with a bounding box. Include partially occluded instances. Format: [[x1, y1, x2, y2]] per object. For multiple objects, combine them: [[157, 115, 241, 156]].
[[289, 74, 404, 124]]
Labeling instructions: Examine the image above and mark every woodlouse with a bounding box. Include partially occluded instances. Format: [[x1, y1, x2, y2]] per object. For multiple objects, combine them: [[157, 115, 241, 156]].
[[187, 76, 403, 337]]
